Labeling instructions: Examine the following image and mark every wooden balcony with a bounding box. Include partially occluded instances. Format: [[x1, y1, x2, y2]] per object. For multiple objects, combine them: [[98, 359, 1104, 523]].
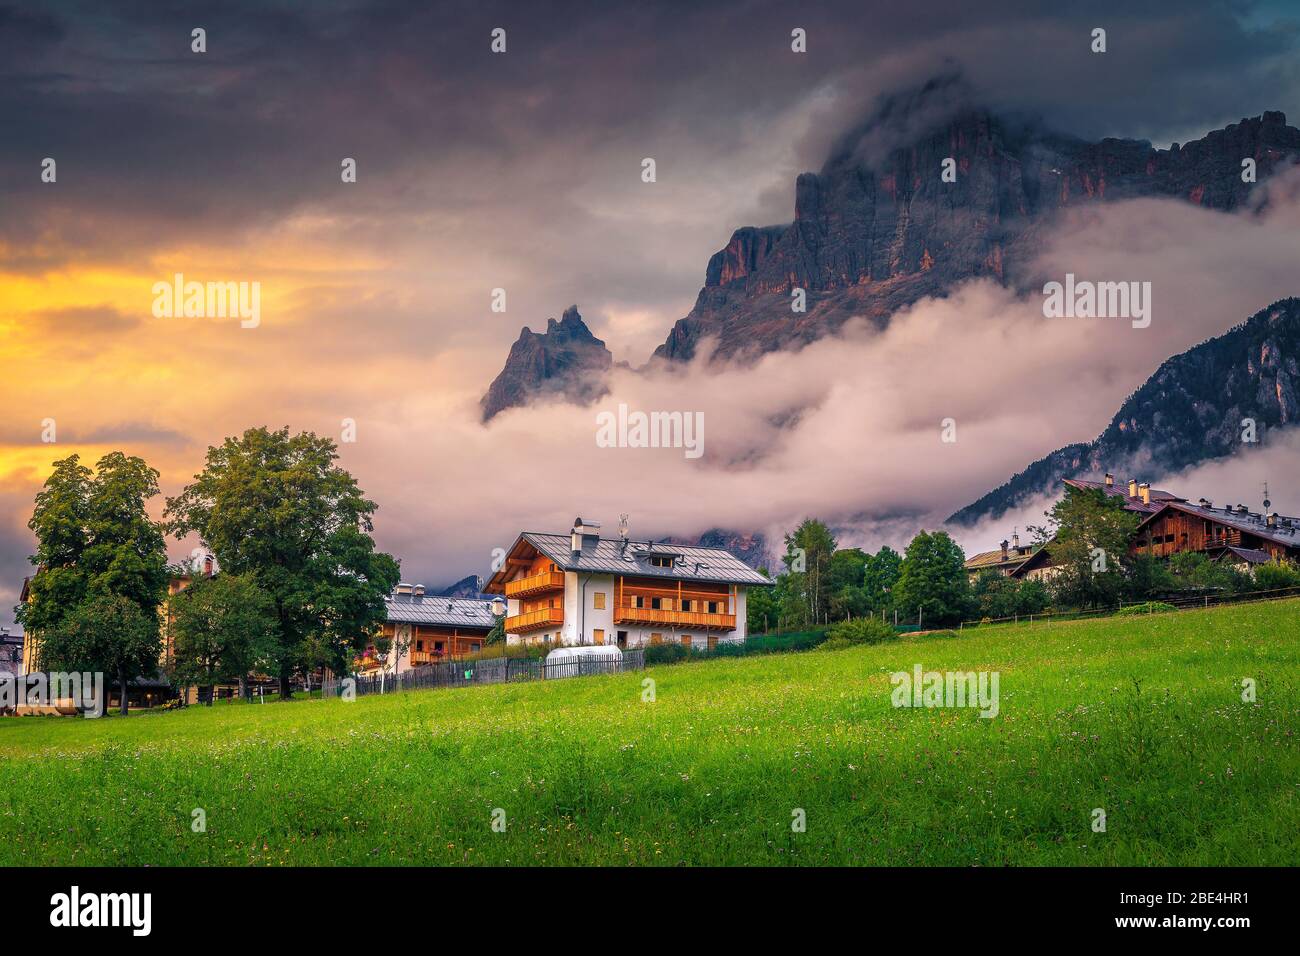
[[505, 606, 564, 634], [504, 569, 566, 599], [613, 604, 736, 631]]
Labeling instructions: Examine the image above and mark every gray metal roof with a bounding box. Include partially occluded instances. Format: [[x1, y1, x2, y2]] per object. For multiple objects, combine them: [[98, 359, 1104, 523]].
[[1141, 501, 1300, 551], [385, 594, 497, 629], [520, 532, 770, 586]]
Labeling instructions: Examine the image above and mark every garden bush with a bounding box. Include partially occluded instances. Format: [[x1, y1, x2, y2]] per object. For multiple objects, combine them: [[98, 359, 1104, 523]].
[[825, 616, 898, 645]]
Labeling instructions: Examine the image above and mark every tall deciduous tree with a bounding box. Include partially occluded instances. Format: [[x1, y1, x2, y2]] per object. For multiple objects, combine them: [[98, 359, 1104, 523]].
[[1036, 487, 1140, 609], [164, 427, 400, 697], [862, 545, 902, 615], [893, 530, 970, 626], [44, 594, 160, 715], [782, 519, 837, 627], [19, 452, 169, 714]]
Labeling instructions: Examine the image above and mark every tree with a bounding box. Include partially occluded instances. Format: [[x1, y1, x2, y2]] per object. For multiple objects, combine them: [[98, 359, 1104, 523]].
[[18, 452, 169, 713], [972, 572, 1050, 620], [41, 594, 160, 716], [861, 545, 902, 615], [827, 548, 869, 620], [1038, 487, 1140, 609], [782, 519, 837, 627], [171, 573, 277, 704], [164, 427, 401, 697], [745, 568, 778, 633], [893, 530, 970, 626]]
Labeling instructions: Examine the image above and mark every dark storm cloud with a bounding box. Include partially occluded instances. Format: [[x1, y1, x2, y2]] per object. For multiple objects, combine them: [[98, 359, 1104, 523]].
[[4, 0, 1297, 269]]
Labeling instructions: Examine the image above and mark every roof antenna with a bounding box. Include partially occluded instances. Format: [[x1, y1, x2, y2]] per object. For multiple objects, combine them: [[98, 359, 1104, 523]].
[[619, 514, 629, 540], [1263, 481, 1271, 512]]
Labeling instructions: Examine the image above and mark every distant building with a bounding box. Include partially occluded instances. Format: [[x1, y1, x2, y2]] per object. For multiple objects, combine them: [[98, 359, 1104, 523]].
[[357, 586, 499, 674], [0, 625, 23, 677], [968, 474, 1300, 581], [484, 517, 770, 650], [964, 532, 1039, 580]]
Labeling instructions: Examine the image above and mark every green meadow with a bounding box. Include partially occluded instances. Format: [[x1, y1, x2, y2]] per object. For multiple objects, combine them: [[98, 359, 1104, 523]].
[[2, 600, 1297, 866]]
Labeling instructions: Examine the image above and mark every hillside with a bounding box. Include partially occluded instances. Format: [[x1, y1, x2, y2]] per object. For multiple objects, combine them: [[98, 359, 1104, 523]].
[[949, 297, 1300, 525], [3, 599, 1297, 865]]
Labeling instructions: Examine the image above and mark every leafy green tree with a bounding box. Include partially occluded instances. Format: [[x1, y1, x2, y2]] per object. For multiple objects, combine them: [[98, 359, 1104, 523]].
[[893, 530, 970, 626], [972, 572, 1050, 619], [782, 519, 837, 627], [861, 545, 902, 615], [41, 594, 160, 716], [745, 568, 779, 633], [827, 548, 869, 620], [1125, 553, 1176, 600], [19, 453, 169, 713], [164, 427, 401, 697], [1254, 559, 1300, 592], [171, 573, 277, 704], [1038, 487, 1140, 609]]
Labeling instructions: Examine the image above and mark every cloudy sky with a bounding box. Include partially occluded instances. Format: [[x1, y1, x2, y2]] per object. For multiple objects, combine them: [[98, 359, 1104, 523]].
[[3, 0, 1300, 624]]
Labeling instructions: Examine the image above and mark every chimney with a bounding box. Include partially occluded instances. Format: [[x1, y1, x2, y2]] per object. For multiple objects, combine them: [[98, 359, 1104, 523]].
[[1237, 504, 1248, 515], [412, 584, 425, 600], [1267, 513, 1278, 528], [1000, 539, 1009, 561], [1138, 483, 1150, 505], [571, 517, 584, 554], [1128, 478, 1138, 497], [1104, 473, 1114, 487], [395, 582, 414, 596], [203, 555, 214, 577]]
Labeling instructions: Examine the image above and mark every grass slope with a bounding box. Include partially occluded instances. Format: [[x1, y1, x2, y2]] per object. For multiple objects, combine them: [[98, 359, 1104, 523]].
[[2, 600, 1297, 866]]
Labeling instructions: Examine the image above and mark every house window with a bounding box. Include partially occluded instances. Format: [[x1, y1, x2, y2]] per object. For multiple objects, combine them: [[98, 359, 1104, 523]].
[[681, 634, 692, 647], [617, 630, 628, 648], [649, 556, 675, 568], [434, 641, 445, 654], [469, 643, 481, 654], [593, 592, 606, 610], [416, 640, 424, 652], [650, 633, 663, 645], [593, 629, 605, 645], [651, 597, 662, 610]]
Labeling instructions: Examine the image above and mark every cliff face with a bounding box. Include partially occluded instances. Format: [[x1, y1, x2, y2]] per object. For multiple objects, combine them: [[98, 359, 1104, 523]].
[[480, 306, 613, 422], [948, 298, 1300, 526], [653, 86, 1299, 364]]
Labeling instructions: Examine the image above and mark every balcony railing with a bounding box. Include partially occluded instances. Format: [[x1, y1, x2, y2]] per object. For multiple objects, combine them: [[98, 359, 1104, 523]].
[[504, 569, 566, 599], [505, 606, 564, 634], [613, 604, 736, 631]]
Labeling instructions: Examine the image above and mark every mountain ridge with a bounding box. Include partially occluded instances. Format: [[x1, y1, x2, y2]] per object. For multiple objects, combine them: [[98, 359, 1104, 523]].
[[947, 297, 1300, 526]]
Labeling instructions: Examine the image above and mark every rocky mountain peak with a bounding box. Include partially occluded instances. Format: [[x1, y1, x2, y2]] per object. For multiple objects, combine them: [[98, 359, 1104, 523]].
[[480, 305, 613, 422]]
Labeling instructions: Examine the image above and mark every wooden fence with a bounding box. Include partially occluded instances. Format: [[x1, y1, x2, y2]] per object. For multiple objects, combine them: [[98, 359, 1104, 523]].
[[319, 647, 646, 700]]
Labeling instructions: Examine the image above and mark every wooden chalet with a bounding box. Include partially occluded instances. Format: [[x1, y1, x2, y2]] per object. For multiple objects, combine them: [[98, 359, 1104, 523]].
[[968, 473, 1300, 581], [357, 585, 500, 674], [483, 517, 770, 650]]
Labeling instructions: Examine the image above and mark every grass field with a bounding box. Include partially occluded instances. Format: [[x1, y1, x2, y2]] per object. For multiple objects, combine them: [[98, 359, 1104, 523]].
[[2, 600, 1298, 866]]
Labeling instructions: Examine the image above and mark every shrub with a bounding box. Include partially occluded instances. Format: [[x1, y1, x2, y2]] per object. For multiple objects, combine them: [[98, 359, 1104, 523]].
[[818, 636, 853, 651], [1116, 601, 1177, 616], [644, 642, 694, 665], [1254, 560, 1300, 592], [825, 616, 898, 645]]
